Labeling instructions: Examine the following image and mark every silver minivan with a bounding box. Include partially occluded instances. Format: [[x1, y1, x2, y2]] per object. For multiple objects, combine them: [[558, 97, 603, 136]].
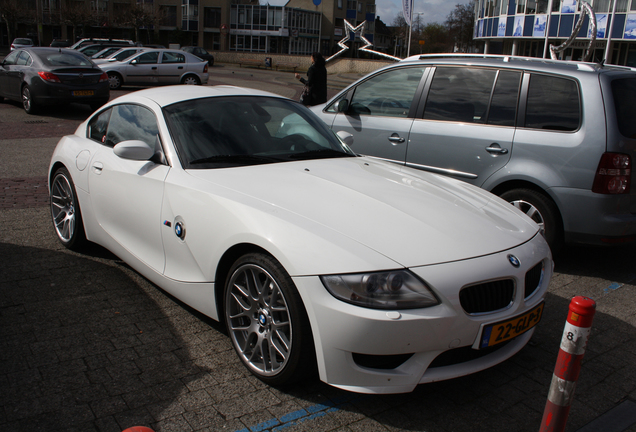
[[311, 54, 636, 251]]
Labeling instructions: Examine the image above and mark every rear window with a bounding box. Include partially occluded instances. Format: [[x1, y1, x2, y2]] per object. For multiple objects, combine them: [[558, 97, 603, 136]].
[[611, 78, 636, 139], [39, 52, 93, 67], [14, 38, 33, 44]]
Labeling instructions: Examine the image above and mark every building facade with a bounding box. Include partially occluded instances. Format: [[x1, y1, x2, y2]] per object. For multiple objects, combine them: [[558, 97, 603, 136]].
[[2, 0, 376, 56], [474, 0, 636, 66]]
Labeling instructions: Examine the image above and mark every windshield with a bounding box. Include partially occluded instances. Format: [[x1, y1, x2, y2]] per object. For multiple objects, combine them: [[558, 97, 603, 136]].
[[164, 96, 356, 168]]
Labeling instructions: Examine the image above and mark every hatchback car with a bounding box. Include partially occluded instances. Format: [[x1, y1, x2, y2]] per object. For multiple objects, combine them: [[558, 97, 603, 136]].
[[99, 49, 209, 89], [0, 47, 110, 114], [48, 85, 552, 394], [181, 46, 214, 66], [311, 54, 636, 251], [10, 38, 34, 51]]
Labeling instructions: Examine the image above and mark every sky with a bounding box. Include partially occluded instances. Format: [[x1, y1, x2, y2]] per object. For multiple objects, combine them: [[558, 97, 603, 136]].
[[375, 0, 472, 27], [263, 0, 473, 27]]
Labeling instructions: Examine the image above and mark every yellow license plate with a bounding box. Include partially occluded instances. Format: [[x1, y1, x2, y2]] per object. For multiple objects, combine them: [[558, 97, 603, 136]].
[[479, 302, 544, 349], [73, 90, 94, 96]]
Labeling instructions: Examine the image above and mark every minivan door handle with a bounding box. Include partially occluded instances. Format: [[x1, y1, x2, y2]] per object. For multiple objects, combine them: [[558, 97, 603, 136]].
[[388, 133, 406, 145], [486, 144, 508, 155]]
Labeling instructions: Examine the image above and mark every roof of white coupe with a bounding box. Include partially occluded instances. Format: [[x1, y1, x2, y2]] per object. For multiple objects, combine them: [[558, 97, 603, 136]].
[[110, 85, 286, 108]]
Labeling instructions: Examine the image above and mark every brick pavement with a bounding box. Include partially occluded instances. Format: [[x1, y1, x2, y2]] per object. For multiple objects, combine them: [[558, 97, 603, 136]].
[[1, 64, 635, 432]]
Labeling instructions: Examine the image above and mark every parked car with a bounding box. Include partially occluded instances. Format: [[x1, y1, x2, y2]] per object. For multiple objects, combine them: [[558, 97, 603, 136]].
[[10, 38, 34, 51], [91, 47, 127, 59], [92, 47, 148, 65], [79, 43, 134, 58], [99, 49, 209, 89], [50, 39, 72, 47], [0, 47, 109, 114], [48, 85, 552, 393], [181, 46, 214, 67], [70, 38, 134, 50], [311, 54, 636, 251]]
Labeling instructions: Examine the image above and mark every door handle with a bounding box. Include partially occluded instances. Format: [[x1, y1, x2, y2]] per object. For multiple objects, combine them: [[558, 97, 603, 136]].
[[152, 67, 157, 70], [92, 162, 103, 174], [388, 133, 406, 145], [486, 144, 508, 155], [178, 66, 183, 69]]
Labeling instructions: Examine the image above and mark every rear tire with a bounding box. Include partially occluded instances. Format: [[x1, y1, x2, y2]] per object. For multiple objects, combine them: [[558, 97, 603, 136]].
[[22, 85, 38, 114], [107, 72, 122, 90], [500, 188, 563, 253], [182, 75, 201, 85]]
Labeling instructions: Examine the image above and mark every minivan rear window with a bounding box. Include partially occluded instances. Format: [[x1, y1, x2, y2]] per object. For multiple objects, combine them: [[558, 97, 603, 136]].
[[525, 74, 580, 131], [611, 78, 636, 139]]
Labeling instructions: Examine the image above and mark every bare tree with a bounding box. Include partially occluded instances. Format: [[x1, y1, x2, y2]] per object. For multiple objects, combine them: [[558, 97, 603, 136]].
[[61, 0, 93, 42], [114, 3, 164, 44], [446, 0, 475, 52], [1, 0, 36, 44]]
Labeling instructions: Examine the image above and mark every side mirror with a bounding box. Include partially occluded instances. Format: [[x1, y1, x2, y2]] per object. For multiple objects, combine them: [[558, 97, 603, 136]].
[[113, 140, 154, 160], [335, 99, 349, 113], [336, 131, 354, 146], [130, 59, 138, 65]]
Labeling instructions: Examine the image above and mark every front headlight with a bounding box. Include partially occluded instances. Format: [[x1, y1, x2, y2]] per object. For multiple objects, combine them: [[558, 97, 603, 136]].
[[320, 270, 439, 310]]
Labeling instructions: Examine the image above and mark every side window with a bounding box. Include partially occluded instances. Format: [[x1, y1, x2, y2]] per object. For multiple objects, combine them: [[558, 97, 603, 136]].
[[611, 78, 636, 138], [162, 52, 185, 63], [525, 74, 580, 131], [423, 67, 497, 123], [16, 51, 31, 66], [135, 52, 159, 64], [105, 105, 160, 150], [88, 109, 112, 143], [347, 67, 426, 117], [2, 50, 20, 65], [487, 70, 522, 126]]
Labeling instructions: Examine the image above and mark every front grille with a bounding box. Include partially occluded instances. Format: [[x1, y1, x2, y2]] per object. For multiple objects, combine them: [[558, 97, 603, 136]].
[[524, 261, 544, 298], [459, 279, 514, 314]]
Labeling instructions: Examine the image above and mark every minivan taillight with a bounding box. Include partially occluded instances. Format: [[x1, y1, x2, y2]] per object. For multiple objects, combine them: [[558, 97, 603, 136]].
[[592, 153, 631, 194]]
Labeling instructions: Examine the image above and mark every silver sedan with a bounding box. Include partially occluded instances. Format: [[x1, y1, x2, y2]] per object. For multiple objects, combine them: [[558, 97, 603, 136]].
[[98, 49, 209, 90]]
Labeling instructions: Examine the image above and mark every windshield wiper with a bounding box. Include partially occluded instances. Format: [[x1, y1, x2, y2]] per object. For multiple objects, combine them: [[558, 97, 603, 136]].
[[287, 148, 354, 160], [189, 154, 283, 166]]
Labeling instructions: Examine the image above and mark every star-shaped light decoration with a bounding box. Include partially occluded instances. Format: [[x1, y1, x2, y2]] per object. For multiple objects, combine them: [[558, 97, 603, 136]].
[[326, 19, 401, 62]]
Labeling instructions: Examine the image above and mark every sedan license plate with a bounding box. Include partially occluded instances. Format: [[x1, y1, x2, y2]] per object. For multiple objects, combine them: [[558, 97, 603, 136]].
[[73, 90, 94, 97], [479, 302, 544, 349]]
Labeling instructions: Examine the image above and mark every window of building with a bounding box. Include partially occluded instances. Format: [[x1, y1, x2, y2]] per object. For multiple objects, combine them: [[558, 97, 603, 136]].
[[516, 0, 526, 14], [367, 3, 375, 13], [337, 0, 342, 8], [347, 0, 356, 10], [160, 5, 177, 26], [204, 7, 221, 28], [525, 74, 580, 131]]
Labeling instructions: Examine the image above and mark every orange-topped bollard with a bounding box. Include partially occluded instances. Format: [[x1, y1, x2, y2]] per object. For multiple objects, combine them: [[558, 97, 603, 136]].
[[539, 296, 596, 432]]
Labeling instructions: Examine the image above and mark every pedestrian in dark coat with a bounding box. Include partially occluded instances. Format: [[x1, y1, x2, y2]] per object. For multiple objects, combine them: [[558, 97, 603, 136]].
[[295, 52, 327, 106]]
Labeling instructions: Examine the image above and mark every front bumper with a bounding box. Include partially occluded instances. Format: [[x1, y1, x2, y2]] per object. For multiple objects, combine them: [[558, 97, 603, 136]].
[[293, 233, 552, 394]]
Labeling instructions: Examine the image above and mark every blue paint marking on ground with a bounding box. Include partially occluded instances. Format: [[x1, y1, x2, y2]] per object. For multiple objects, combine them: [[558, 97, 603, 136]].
[[235, 394, 367, 432]]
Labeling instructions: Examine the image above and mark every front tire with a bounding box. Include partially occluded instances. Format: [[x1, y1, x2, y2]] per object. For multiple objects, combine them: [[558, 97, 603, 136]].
[[500, 188, 563, 252], [50, 167, 86, 250], [224, 253, 315, 386]]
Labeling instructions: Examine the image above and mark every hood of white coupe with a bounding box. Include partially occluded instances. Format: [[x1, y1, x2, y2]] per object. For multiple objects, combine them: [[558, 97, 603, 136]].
[[187, 157, 539, 267]]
